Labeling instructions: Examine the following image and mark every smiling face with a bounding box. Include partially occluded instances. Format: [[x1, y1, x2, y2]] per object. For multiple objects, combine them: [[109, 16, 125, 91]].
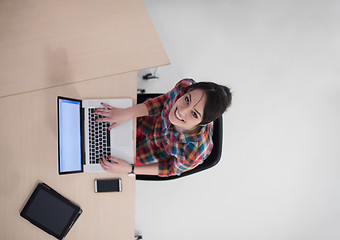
[[168, 89, 207, 133]]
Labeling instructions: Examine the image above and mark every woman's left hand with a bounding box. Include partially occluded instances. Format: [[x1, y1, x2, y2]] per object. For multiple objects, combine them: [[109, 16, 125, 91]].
[[99, 155, 132, 174]]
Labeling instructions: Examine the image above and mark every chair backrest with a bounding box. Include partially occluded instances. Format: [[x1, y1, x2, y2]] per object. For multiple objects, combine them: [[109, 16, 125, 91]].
[[136, 93, 223, 181]]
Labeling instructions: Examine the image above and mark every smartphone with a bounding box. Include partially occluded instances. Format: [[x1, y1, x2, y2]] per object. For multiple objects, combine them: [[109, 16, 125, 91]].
[[94, 179, 122, 193]]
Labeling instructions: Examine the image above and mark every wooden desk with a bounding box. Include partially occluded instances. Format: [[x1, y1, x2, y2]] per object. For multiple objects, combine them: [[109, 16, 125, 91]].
[[0, 72, 137, 240], [0, 0, 169, 97]]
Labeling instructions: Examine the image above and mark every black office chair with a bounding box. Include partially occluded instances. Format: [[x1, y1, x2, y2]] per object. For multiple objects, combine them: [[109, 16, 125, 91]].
[[136, 93, 223, 181]]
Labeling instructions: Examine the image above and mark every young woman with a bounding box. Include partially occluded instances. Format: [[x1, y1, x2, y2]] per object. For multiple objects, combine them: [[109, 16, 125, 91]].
[[94, 79, 232, 177]]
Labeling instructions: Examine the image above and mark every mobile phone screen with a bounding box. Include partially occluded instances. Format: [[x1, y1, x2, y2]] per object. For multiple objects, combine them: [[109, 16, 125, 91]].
[[95, 179, 121, 192]]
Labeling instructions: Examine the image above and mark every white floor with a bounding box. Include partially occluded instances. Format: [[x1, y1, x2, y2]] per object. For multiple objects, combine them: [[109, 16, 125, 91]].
[[136, 1, 340, 240]]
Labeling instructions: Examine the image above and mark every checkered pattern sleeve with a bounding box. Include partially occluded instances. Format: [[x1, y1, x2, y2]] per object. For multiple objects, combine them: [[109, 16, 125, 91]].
[[143, 94, 168, 115], [158, 143, 206, 177]]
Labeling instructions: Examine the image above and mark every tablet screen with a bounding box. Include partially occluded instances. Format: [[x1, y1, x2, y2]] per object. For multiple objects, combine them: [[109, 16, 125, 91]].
[[20, 183, 82, 240]]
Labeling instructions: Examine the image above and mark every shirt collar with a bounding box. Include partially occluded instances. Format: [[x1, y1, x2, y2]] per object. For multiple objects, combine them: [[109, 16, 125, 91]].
[[178, 124, 210, 143]]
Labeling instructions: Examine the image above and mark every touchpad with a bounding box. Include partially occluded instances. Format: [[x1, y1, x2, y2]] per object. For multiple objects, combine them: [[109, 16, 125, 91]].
[[111, 121, 132, 147]]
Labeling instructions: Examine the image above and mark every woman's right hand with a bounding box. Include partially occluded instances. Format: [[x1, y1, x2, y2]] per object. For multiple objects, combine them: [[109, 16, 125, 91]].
[[93, 103, 132, 130]]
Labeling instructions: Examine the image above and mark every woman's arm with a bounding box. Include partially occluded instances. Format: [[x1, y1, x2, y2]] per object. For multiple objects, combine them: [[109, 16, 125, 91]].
[[100, 155, 159, 176], [95, 102, 148, 130], [126, 102, 149, 118], [134, 163, 159, 175]]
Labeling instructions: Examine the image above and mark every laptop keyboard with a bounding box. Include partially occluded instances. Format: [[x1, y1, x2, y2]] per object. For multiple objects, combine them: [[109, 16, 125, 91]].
[[88, 108, 111, 164]]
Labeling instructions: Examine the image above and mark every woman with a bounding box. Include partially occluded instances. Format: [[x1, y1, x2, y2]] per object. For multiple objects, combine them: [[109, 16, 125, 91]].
[[94, 79, 232, 176]]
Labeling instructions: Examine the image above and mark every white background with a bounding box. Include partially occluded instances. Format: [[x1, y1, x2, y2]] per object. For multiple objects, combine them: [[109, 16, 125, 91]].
[[136, 1, 340, 239]]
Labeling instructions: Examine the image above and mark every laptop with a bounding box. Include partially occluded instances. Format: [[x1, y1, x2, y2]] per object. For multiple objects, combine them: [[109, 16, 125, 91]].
[[57, 96, 134, 174]]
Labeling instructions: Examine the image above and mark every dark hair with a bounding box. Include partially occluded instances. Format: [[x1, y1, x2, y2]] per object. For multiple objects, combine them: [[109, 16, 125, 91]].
[[184, 82, 232, 125]]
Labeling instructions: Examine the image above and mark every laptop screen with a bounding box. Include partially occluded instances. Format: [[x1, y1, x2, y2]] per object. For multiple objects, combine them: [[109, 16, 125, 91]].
[[58, 97, 83, 174]]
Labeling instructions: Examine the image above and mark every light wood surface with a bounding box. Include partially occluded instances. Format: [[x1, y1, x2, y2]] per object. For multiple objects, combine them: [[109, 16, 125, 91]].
[[0, 0, 169, 97], [0, 72, 137, 240]]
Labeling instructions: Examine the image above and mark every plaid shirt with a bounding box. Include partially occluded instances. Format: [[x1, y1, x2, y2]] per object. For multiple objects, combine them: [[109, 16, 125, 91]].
[[136, 79, 214, 177]]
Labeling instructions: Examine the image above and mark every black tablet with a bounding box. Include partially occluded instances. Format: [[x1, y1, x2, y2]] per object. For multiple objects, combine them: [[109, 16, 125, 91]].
[[20, 183, 82, 240]]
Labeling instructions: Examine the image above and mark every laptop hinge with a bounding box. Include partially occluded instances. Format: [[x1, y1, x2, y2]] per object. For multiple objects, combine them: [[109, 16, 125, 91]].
[[81, 107, 86, 166]]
